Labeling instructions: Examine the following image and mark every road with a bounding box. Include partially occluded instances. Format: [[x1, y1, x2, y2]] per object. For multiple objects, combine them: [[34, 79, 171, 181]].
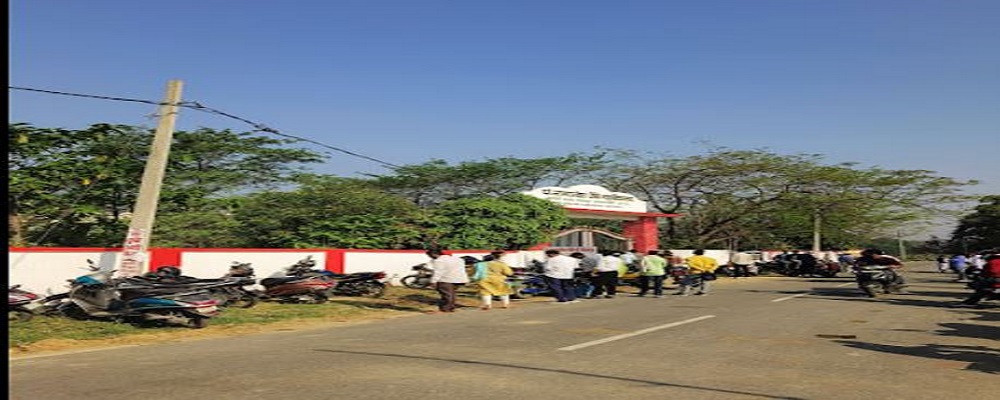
[[9, 262, 998, 400]]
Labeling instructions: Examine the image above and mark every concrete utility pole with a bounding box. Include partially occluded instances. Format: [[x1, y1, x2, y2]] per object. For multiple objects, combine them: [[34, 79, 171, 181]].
[[117, 80, 183, 277], [897, 230, 908, 261], [812, 209, 822, 253]]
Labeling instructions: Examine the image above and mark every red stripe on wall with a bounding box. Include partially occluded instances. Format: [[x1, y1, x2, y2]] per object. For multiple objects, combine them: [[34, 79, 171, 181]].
[[149, 248, 183, 273], [325, 249, 345, 273]]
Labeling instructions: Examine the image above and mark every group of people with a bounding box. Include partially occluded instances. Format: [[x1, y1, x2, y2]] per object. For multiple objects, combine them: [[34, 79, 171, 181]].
[[422, 248, 724, 313], [424, 247, 999, 312], [936, 251, 1000, 307], [937, 253, 990, 282]]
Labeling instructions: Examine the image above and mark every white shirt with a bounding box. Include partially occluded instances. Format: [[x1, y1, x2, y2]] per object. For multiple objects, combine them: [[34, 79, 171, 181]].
[[731, 252, 755, 265], [597, 255, 623, 272], [620, 252, 637, 265], [428, 254, 469, 284], [543, 254, 578, 279]]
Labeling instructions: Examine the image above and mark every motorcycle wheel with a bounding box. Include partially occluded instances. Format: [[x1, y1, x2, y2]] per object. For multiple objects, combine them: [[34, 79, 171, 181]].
[[310, 292, 330, 304], [360, 282, 386, 298], [512, 287, 533, 299], [9, 309, 33, 322], [226, 288, 259, 308], [860, 284, 879, 298], [188, 315, 208, 329], [401, 275, 430, 289], [58, 302, 92, 320]]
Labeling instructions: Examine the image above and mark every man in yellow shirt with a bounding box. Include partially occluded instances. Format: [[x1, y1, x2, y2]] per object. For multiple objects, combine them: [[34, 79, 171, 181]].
[[675, 249, 719, 296]]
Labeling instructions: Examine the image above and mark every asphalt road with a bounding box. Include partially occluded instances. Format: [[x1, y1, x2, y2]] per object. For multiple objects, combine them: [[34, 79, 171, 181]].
[[9, 262, 998, 400]]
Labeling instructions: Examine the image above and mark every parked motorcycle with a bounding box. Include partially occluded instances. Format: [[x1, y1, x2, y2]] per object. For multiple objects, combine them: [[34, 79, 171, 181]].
[[259, 257, 337, 303], [324, 271, 387, 298], [400, 264, 434, 289], [9, 285, 43, 322], [260, 275, 336, 304], [854, 265, 900, 298], [198, 262, 260, 308], [282, 256, 387, 298], [508, 261, 590, 299], [49, 261, 220, 328], [132, 264, 260, 309]]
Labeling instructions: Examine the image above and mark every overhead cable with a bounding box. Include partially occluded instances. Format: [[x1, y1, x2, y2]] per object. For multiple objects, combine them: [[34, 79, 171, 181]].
[[9, 85, 402, 170]]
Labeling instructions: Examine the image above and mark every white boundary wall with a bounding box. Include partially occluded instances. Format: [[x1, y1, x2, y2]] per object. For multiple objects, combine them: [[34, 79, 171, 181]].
[[8, 248, 731, 296]]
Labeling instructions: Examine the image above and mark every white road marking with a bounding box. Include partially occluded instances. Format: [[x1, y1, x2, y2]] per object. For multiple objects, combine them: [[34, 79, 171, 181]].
[[771, 282, 856, 302], [557, 315, 716, 351], [771, 293, 809, 302]]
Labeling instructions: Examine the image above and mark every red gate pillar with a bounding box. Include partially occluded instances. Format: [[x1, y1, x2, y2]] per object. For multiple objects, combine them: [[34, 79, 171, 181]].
[[622, 217, 659, 253]]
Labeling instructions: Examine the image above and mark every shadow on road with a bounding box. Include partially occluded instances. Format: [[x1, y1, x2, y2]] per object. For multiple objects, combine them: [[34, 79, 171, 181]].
[[313, 349, 807, 399], [836, 340, 1000, 374]]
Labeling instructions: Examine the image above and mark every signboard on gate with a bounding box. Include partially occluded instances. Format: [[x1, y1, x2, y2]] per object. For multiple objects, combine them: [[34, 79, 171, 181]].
[[522, 185, 647, 213]]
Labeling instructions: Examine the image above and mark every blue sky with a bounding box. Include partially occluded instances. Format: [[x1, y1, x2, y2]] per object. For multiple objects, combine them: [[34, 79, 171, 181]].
[[9, 1, 1000, 235]]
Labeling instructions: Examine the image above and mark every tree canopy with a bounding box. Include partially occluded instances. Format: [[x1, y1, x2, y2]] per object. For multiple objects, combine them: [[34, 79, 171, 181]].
[[8, 123, 985, 251]]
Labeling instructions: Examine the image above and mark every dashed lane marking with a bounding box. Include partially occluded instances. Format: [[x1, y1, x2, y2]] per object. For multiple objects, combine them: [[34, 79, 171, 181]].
[[557, 315, 716, 351]]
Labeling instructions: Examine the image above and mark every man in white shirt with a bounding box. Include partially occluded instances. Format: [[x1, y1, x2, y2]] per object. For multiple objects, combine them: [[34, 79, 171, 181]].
[[591, 251, 623, 298], [543, 249, 580, 303], [731, 251, 756, 278], [426, 248, 469, 313]]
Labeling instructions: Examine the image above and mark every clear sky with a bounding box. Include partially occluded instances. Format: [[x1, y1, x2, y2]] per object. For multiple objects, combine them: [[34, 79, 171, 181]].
[[9, 0, 1000, 234]]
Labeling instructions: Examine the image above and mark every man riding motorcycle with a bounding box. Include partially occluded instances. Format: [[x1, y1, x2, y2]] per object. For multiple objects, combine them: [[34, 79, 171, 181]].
[[854, 248, 910, 295]]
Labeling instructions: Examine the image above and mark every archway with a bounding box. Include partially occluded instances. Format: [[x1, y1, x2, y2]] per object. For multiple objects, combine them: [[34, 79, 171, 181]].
[[523, 185, 681, 252]]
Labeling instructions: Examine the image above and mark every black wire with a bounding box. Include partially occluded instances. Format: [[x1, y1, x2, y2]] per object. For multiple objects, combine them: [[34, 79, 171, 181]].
[[9, 85, 402, 170]]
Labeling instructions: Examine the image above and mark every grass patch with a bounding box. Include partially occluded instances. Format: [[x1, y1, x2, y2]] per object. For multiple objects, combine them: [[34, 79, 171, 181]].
[[7, 286, 475, 350]]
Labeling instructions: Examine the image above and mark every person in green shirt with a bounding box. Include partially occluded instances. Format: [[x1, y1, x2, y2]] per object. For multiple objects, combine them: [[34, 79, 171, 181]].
[[636, 250, 668, 297]]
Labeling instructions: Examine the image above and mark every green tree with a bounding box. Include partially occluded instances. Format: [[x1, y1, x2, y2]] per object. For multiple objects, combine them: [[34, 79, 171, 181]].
[[8, 123, 324, 247], [593, 148, 976, 249], [230, 176, 423, 249], [948, 195, 1000, 252], [367, 154, 608, 207], [423, 193, 570, 250]]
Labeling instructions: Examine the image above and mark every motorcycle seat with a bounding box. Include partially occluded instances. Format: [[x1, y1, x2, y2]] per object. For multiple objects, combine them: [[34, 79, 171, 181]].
[[260, 276, 317, 287]]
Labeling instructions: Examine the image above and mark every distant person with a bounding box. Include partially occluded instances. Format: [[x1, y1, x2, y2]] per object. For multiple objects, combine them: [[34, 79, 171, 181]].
[[570, 252, 600, 298], [955, 253, 1000, 307], [936, 255, 950, 273], [591, 250, 624, 299], [471, 254, 514, 310], [950, 254, 970, 282], [636, 250, 668, 297], [426, 248, 469, 313], [730, 251, 755, 278], [792, 251, 818, 277], [838, 253, 856, 271], [621, 249, 642, 272], [542, 250, 580, 303]]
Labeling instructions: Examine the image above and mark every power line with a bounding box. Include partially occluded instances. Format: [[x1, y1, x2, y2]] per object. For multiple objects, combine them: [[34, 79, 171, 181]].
[[9, 85, 402, 170]]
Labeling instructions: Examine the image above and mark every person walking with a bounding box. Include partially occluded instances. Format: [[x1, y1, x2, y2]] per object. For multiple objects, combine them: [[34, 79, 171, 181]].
[[471, 254, 514, 310], [426, 248, 469, 313], [542, 249, 580, 303], [950, 254, 970, 282], [570, 252, 600, 298], [637, 250, 668, 297], [621, 249, 642, 272], [676, 249, 719, 296], [955, 253, 1000, 306], [591, 250, 623, 298], [936, 255, 950, 273], [730, 251, 755, 278]]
